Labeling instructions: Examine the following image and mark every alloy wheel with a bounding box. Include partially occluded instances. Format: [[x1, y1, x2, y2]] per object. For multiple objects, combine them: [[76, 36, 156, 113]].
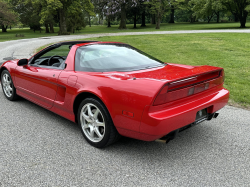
[[80, 103, 105, 143], [2, 73, 13, 98]]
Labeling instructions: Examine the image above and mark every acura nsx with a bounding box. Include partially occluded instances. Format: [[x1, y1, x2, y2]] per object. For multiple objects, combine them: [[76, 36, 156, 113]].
[[0, 41, 229, 148]]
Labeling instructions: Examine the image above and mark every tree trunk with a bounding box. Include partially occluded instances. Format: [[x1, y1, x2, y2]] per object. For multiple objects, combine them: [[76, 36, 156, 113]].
[[1, 25, 7, 32], [119, 5, 127, 29], [59, 8, 67, 35], [207, 16, 210, 23], [239, 11, 248, 28], [151, 14, 156, 24], [45, 23, 50, 33], [70, 27, 75, 33], [141, 10, 146, 27], [169, 6, 175, 23], [89, 16, 91, 27], [234, 14, 239, 22], [10, 26, 11, 30], [107, 16, 111, 27], [207, 14, 214, 23], [155, 12, 161, 29], [133, 12, 137, 28], [190, 15, 196, 23], [240, 20, 246, 28], [216, 12, 220, 23], [107, 20, 111, 27], [49, 23, 54, 33]]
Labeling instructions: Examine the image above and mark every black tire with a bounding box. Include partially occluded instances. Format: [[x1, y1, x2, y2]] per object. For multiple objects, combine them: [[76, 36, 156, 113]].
[[1, 70, 18, 101], [77, 97, 120, 148]]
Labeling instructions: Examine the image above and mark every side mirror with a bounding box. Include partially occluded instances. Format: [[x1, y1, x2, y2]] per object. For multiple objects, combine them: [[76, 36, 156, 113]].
[[17, 59, 28, 66]]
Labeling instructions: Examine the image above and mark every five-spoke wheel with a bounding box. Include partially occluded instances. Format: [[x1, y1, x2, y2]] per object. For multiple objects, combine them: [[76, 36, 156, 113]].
[[78, 98, 120, 148]]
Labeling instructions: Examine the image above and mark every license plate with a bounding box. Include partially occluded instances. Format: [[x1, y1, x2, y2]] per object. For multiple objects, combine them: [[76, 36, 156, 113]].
[[195, 108, 208, 124]]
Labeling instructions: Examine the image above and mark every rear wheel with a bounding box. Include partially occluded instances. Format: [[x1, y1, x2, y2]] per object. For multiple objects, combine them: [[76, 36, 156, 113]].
[[1, 70, 18, 101], [77, 98, 120, 148]]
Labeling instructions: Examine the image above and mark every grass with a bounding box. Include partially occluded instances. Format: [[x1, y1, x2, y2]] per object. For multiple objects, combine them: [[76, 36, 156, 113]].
[[3, 23, 250, 108], [78, 33, 249, 108], [0, 22, 249, 42]]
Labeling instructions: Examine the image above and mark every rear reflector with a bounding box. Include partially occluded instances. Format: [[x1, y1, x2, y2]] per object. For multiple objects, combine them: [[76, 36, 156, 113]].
[[188, 87, 195, 95], [122, 110, 134, 118]]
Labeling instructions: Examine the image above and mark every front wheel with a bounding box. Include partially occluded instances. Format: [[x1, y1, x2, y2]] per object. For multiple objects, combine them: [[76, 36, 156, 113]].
[[1, 70, 18, 101], [77, 98, 120, 148]]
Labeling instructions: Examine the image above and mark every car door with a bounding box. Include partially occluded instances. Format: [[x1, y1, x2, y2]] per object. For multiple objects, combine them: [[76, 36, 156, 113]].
[[15, 65, 62, 109]]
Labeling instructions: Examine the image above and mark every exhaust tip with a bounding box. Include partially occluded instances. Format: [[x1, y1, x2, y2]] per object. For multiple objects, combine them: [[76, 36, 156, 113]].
[[213, 113, 219, 118], [155, 130, 179, 144], [207, 112, 219, 120], [155, 139, 168, 144]]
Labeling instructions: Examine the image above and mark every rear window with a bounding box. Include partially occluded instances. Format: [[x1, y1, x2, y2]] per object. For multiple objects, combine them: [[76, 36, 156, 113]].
[[75, 43, 165, 72]]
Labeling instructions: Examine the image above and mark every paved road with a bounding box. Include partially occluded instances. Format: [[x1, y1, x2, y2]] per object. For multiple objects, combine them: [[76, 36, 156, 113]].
[[0, 30, 250, 186]]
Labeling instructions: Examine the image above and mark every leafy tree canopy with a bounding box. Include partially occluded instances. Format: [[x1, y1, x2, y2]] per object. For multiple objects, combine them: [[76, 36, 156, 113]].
[[0, 0, 18, 32]]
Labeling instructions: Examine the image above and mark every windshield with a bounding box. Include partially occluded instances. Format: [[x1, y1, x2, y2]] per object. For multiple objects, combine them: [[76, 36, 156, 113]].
[[75, 43, 165, 72]]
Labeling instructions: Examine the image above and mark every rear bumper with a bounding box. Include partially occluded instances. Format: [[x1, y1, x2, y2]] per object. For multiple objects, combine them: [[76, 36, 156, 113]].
[[138, 88, 229, 141]]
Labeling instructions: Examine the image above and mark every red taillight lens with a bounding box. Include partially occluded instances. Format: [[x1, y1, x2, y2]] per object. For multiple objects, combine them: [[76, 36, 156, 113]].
[[153, 85, 168, 105]]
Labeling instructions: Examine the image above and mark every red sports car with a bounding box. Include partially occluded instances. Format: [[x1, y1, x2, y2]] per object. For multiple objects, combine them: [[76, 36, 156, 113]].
[[0, 41, 229, 148]]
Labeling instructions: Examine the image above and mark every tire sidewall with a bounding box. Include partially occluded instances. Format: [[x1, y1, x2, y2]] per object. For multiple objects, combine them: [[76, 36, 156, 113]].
[[77, 98, 113, 148]]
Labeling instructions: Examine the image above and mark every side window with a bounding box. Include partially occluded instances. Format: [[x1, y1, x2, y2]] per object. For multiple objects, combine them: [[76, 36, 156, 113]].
[[40, 45, 70, 58], [31, 45, 71, 68]]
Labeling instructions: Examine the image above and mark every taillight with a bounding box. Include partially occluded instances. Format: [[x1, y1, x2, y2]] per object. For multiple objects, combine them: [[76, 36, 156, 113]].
[[221, 69, 225, 82], [153, 70, 224, 106], [153, 85, 168, 105]]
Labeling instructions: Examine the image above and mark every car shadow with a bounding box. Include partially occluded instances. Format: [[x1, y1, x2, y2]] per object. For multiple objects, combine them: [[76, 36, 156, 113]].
[[10, 96, 219, 162], [99, 124, 219, 163]]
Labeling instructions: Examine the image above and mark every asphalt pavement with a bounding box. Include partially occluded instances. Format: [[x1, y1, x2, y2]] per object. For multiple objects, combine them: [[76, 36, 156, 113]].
[[0, 30, 250, 186]]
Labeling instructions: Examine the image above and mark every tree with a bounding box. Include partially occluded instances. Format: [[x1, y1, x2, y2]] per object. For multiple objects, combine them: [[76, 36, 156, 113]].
[[169, 4, 175, 23], [99, 0, 147, 29], [67, 0, 94, 32], [34, 0, 94, 34], [222, 0, 250, 28], [100, 0, 129, 29], [127, 0, 147, 28], [31, 0, 58, 33], [0, 0, 18, 32], [190, 0, 224, 23], [145, 0, 169, 29], [10, 0, 42, 31], [92, 0, 104, 25]]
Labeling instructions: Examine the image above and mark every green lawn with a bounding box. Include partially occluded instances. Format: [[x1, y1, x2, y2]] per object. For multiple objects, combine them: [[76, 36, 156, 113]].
[[3, 24, 250, 108], [80, 33, 249, 108], [0, 22, 249, 42]]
